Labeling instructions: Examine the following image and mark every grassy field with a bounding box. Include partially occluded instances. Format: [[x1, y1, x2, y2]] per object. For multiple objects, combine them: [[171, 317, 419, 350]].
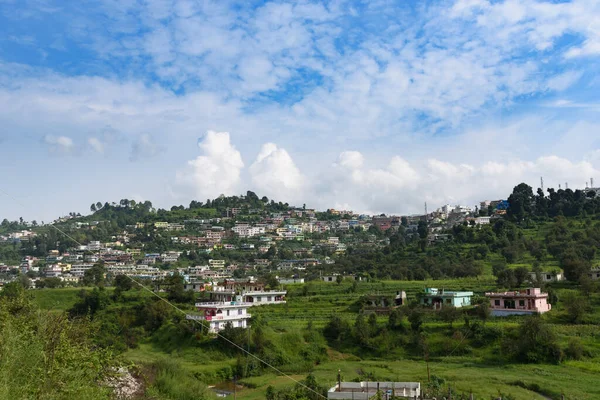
[[111, 280, 600, 399], [29, 275, 600, 399], [30, 287, 90, 311]]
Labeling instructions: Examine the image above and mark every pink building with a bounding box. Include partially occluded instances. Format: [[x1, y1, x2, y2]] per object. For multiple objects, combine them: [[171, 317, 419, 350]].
[[485, 288, 551, 316]]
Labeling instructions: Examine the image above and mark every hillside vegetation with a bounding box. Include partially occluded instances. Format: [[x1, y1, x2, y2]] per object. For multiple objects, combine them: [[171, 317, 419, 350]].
[[2, 183, 600, 399]]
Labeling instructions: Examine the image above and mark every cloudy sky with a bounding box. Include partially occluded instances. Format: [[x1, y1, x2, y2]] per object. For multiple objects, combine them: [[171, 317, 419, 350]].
[[1, 0, 600, 221]]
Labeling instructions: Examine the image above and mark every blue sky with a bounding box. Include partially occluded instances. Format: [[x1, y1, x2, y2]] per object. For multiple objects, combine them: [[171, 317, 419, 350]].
[[1, 0, 600, 221]]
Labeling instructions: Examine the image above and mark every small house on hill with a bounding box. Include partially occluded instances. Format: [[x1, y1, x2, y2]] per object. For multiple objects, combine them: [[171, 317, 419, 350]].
[[485, 287, 551, 316], [420, 288, 473, 309], [357, 291, 407, 314]]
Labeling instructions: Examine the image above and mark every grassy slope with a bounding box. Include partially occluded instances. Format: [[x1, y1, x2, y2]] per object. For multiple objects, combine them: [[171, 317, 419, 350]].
[[28, 218, 600, 399], [112, 280, 599, 400]]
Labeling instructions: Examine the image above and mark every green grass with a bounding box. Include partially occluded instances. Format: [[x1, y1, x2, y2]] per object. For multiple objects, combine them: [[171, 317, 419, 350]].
[[112, 279, 600, 399], [30, 287, 86, 311]]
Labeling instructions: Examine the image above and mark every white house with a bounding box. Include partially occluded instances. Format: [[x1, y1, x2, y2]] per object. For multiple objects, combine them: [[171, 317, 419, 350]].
[[206, 279, 286, 305], [529, 271, 564, 283], [187, 301, 251, 333], [328, 382, 420, 400]]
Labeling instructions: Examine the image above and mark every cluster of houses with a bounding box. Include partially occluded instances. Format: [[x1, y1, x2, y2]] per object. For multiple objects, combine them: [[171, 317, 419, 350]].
[[0, 229, 36, 243], [358, 286, 554, 318]]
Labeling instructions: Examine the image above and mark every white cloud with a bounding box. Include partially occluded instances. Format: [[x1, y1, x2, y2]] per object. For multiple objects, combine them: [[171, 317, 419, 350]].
[[546, 71, 583, 91], [175, 131, 245, 200], [43, 135, 74, 153], [249, 143, 306, 202], [88, 137, 104, 153], [336, 151, 364, 169]]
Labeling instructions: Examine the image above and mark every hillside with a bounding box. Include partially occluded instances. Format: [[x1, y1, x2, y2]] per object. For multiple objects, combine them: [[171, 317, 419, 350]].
[[1, 183, 600, 399]]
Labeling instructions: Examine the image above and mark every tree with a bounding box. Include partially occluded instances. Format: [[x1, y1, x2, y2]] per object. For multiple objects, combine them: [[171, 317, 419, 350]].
[[18, 274, 31, 289], [439, 305, 460, 328], [562, 292, 589, 324], [417, 220, 428, 239], [262, 274, 280, 290], [507, 183, 535, 222], [354, 313, 370, 344], [323, 315, 350, 342], [82, 264, 106, 286], [509, 316, 562, 364], [90, 203, 97, 212], [514, 266, 530, 287], [336, 275, 343, 285], [408, 308, 423, 332], [114, 275, 133, 292], [164, 272, 194, 303]]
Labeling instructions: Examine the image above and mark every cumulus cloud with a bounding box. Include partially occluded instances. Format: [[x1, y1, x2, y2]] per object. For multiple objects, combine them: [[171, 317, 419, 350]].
[[315, 151, 600, 215], [43, 135, 74, 153], [175, 131, 245, 200], [249, 143, 306, 202], [129, 134, 164, 161]]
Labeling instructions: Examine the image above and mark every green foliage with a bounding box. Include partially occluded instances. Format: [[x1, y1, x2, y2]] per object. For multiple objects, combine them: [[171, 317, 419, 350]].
[[147, 358, 212, 400], [0, 282, 114, 399], [69, 287, 111, 318], [562, 292, 590, 324], [164, 272, 195, 303], [504, 317, 562, 364]]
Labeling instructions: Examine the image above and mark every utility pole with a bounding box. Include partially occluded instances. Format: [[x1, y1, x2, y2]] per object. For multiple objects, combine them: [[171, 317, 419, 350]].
[[540, 176, 544, 192], [233, 375, 237, 400]]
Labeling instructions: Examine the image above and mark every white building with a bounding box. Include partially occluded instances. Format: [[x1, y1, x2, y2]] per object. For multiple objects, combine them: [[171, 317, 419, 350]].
[[87, 241, 102, 251], [589, 267, 600, 281], [529, 271, 564, 283], [186, 301, 252, 333], [475, 216, 491, 225], [209, 259, 226, 269], [207, 279, 286, 305], [328, 382, 420, 400]]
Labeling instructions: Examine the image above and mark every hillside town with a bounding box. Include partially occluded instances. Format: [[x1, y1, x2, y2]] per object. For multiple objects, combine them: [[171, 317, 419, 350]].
[[0, 197, 510, 289]]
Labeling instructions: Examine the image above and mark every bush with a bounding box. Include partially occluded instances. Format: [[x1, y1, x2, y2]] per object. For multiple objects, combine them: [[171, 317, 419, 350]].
[[564, 338, 588, 360]]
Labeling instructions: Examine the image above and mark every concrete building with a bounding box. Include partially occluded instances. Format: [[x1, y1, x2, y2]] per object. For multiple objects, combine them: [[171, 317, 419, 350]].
[[207, 279, 286, 305], [485, 287, 552, 316], [528, 271, 563, 283], [328, 381, 420, 399], [420, 288, 473, 309], [187, 301, 251, 333], [588, 267, 600, 280]]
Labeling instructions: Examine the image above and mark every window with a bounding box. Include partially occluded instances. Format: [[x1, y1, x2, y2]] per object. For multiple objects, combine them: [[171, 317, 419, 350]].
[[227, 310, 230, 316], [238, 309, 243, 315], [267, 296, 272, 302], [257, 296, 262, 302], [494, 300, 500, 306], [519, 300, 525, 307], [445, 299, 451, 304], [546, 275, 551, 280]]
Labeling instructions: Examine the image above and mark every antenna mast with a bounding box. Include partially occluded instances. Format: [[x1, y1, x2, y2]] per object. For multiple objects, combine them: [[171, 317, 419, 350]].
[[424, 202, 428, 221]]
